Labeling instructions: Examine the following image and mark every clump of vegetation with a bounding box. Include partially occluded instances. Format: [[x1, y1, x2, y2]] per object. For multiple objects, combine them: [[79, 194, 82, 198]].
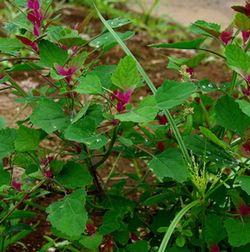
[[0, 0, 250, 251]]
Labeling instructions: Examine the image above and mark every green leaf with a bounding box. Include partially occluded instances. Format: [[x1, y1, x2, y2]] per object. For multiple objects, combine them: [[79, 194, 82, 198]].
[[0, 76, 9, 85], [0, 117, 6, 129], [148, 149, 188, 182], [14, 152, 39, 174], [79, 233, 103, 250], [91, 65, 116, 89], [190, 20, 221, 37], [0, 163, 10, 187], [112, 56, 141, 90], [15, 126, 41, 152], [38, 40, 68, 68], [115, 96, 158, 123], [215, 96, 250, 134], [150, 38, 206, 49], [199, 126, 228, 149], [99, 209, 126, 235], [106, 18, 131, 29], [204, 214, 227, 245], [155, 80, 196, 109], [83, 135, 108, 150], [69, 51, 88, 69], [7, 210, 36, 220], [224, 218, 250, 247], [0, 38, 23, 55], [0, 128, 16, 159], [236, 100, 250, 117], [176, 236, 186, 247], [225, 44, 250, 73], [46, 26, 85, 47], [234, 13, 250, 31], [56, 161, 92, 189], [183, 135, 236, 166], [167, 54, 206, 70], [64, 118, 107, 149], [118, 136, 133, 147], [75, 74, 102, 94], [71, 103, 90, 124], [6, 63, 44, 72], [143, 192, 172, 206], [90, 31, 134, 51], [199, 80, 218, 93], [46, 189, 87, 239], [236, 176, 250, 195], [126, 240, 148, 252], [30, 99, 70, 134]]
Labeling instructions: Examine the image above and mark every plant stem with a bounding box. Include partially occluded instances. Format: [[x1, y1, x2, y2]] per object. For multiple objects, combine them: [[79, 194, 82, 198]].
[[0, 237, 5, 252], [92, 126, 118, 169], [105, 153, 121, 183], [158, 200, 200, 252], [8, 76, 27, 97], [199, 98, 211, 128], [198, 48, 226, 59], [229, 71, 238, 95]]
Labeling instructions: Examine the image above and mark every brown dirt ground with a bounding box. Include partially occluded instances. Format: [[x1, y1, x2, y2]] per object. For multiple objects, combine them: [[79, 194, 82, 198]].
[[1, 5, 232, 252]]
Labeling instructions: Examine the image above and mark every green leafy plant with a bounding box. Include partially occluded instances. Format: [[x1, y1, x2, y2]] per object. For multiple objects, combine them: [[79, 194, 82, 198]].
[[0, 0, 250, 252]]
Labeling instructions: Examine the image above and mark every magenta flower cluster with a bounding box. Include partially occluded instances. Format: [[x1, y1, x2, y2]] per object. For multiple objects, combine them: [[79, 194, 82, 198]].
[[27, 0, 43, 36], [111, 89, 133, 113]]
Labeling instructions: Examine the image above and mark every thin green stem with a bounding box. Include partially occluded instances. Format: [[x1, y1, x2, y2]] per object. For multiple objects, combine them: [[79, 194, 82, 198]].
[[0, 237, 5, 252], [158, 200, 200, 252], [8, 76, 28, 97], [92, 126, 118, 169], [197, 48, 226, 59], [199, 98, 211, 128], [105, 153, 121, 183], [229, 71, 238, 95]]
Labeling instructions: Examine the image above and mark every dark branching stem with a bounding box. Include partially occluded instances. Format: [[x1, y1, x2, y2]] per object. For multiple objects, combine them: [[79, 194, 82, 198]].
[[89, 126, 119, 196], [92, 126, 119, 170]]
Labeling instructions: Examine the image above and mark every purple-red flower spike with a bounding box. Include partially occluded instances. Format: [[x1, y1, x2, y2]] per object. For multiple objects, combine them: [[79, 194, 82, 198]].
[[12, 180, 22, 191], [43, 170, 53, 178], [220, 28, 233, 45], [242, 139, 250, 154], [27, 0, 43, 36], [41, 155, 54, 167], [27, 0, 40, 9], [86, 224, 96, 236], [186, 67, 194, 78], [157, 114, 168, 125], [242, 30, 250, 45], [16, 35, 39, 53], [56, 65, 77, 84], [237, 203, 250, 216], [210, 244, 220, 252], [246, 0, 250, 16], [112, 89, 133, 113], [157, 141, 165, 152]]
